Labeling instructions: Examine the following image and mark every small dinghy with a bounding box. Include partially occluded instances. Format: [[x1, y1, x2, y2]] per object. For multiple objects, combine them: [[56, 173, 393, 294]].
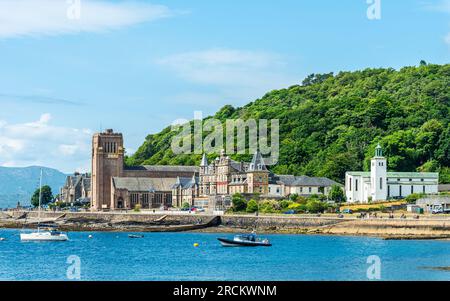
[[218, 233, 271, 247], [128, 234, 144, 239]]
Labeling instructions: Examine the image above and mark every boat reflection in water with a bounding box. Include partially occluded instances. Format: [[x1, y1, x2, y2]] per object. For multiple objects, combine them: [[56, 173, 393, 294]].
[[218, 233, 272, 247]]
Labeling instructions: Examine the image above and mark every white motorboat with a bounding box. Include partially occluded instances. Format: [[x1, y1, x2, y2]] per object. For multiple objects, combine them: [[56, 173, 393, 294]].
[[20, 169, 69, 242]]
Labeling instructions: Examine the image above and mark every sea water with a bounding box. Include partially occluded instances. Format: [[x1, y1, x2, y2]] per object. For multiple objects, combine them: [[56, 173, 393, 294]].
[[0, 229, 449, 281]]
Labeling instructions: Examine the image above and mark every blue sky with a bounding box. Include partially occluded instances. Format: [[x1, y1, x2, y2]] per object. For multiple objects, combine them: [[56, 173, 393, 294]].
[[0, 0, 449, 173]]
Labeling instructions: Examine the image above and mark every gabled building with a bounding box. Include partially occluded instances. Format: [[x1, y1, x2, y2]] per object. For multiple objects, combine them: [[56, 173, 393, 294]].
[[268, 175, 341, 197], [171, 175, 200, 207], [60, 172, 91, 204], [198, 149, 269, 197]]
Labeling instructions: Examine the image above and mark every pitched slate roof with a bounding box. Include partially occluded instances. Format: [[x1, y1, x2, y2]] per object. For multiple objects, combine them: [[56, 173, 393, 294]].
[[273, 175, 341, 187], [200, 154, 208, 167], [125, 165, 199, 173], [112, 177, 175, 192], [171, 176, 200, 189], [248, 150, 268, 171], [82, 178, 91, 191], [346, 171, 439, 179]]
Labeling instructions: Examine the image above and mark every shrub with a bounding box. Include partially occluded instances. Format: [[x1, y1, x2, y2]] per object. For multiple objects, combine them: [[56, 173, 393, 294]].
[[289, 194, 299, 202], [182, 202, 190, 209], [232, 193, 247, 212], [287, 203, 307, 213], [134, 204, 142, 212], [246, 199, 259, 213], [297, 196, 308, 205], [306, 200, 327, 213], [405, 193, 424, 204], [259, 200, 280, 213], [280, 200, 293, 209]]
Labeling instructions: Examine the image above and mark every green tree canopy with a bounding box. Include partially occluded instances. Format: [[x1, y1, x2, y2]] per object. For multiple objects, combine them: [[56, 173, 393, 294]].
[[246, 199, 259, 213], [31, 185, 53, 207], [231, 193, 247, 212], [329, 185, 346, 203]]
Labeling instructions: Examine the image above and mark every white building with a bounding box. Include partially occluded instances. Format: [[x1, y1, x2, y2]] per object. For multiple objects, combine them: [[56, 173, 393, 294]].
[[268, 175, 341, 198], [345, 144, 439, 203]]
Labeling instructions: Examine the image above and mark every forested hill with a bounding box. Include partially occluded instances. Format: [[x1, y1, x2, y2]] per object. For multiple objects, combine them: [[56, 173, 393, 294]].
[[126, 64, 450, 184]]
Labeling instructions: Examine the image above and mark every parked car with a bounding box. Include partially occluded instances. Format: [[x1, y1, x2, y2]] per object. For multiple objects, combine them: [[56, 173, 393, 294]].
[[342, 209, 353, 214], [283, 210, 296, 215], [432, 207, 444, 214]]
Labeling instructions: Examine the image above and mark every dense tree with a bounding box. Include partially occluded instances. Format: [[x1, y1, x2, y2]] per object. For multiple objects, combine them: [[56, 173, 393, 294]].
[[329, 185, 346, 203], [246, 200, 259, 213], [231, 193, 247, 212], [31, 185, 53, 207], [127, 64, 450, 183]]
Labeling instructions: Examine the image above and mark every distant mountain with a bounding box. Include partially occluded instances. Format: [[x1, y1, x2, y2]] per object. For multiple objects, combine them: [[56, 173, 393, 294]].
[[0, 166, 67, 208]]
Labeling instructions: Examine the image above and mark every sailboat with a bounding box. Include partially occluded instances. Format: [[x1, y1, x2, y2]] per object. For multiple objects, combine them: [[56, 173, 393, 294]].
[[20, 169, 69, 242]]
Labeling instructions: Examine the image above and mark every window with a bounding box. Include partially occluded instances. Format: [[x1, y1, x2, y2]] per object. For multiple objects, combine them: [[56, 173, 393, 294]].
[[423, 186, 426, 194], [355, 179, 358, 192], [380, 178, 383, 190], [399, 185, 402, 197], [349, 178, 352, 191], [309, 187, 312, 193], [411, 185, 414, 194]]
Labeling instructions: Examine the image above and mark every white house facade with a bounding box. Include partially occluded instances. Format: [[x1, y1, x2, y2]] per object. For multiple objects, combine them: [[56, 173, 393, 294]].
[[345, 145, 439, 203]]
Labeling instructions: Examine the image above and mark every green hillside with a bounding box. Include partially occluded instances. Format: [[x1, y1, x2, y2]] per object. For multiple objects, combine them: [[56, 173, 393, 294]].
[[126, 63, 450, 184]]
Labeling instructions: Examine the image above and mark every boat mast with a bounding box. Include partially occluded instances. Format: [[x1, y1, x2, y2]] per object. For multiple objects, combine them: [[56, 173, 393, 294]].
[[38, 168, 42, 225]]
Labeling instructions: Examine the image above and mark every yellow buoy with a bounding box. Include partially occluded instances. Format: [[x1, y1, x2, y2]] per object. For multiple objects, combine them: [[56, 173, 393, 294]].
[[194, 243, 199, 247]]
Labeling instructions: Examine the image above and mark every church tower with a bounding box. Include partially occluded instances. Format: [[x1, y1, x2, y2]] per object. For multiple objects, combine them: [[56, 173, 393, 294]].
[[91, 129, 124, 211], [370, 144, 387, 201]]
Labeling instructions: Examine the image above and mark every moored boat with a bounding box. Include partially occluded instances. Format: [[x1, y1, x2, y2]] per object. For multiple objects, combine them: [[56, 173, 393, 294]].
[[20, 229, 68, 242], [218, 234, 272, 247], [128, 234, 145, 239], [20, 169, 69, 242]]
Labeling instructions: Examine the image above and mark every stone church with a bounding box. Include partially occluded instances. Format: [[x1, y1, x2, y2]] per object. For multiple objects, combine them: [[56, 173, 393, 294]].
[[91, 129, 198, 211]]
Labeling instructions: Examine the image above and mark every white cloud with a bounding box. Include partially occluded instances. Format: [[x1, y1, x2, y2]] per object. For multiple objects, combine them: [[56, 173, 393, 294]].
[[0, 0, 175, 39], [0, 113, 92, 172], [157, 48, 299, 105]]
